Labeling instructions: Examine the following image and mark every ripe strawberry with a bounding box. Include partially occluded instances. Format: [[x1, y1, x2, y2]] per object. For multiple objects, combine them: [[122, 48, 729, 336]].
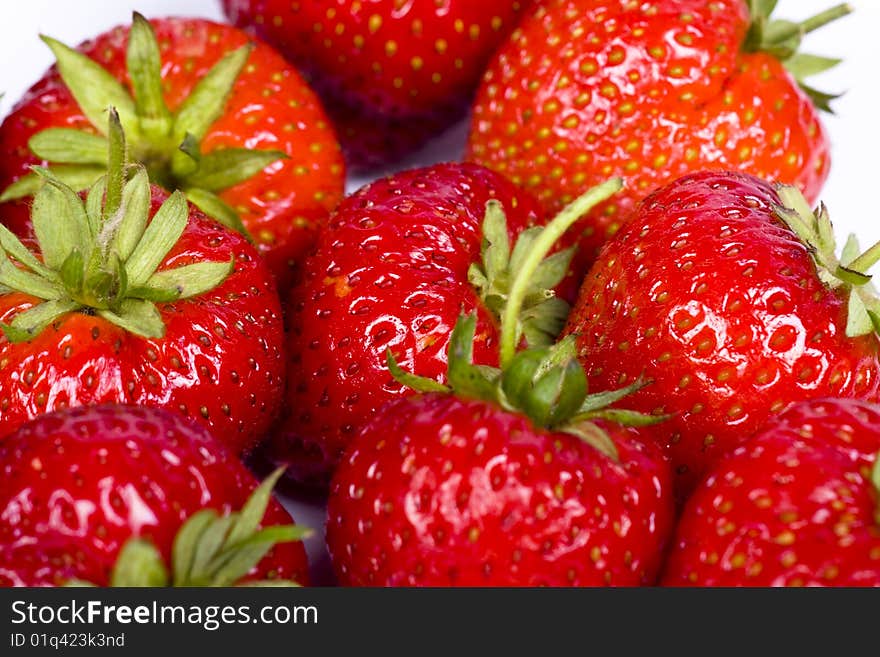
[[467, 0, 850, 282], [0, 404, 309, 587], [564, 170, 880, 497], [327, 200, 674, 586], [273, 164, 615, 485], [0, 13, 344, 291], [0, 112, 286, 456], [662, 398, 880, 587], [222, 0, 531, 169]]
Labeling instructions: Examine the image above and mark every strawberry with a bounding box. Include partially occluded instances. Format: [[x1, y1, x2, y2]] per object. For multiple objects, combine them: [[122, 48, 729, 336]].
[[0, 13, 344, 291], [222, 0, 531, 169], [662, 398, 880, 587], [0, 404, 309, 587], [467, 0, 850, 283], [0, 111, 286, 456], [273, 164, 614, 485], [564, 170, 880, 497], [326, 196, 674, 586]]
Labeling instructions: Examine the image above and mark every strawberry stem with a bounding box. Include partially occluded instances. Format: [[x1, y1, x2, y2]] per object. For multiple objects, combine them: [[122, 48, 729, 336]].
[[801, 4, 853, 35], [499, 178, 622, 367], [846, 240, 880, 274]]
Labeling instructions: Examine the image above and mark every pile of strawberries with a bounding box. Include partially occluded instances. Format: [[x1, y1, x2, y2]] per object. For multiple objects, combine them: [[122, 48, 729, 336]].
[[1, 0, 877, 588]]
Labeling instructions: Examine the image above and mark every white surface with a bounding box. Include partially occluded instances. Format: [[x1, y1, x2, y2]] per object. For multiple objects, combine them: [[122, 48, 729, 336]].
[[0, 0, 878, 584]]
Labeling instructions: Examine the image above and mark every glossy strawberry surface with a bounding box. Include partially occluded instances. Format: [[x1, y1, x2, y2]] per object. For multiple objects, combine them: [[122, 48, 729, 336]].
[[663, 398, 880, 587], [0, 404, 308, 587], [272, 163, 549, 485], [468, 0, 831, 276], [0, 188, 286, 456], [327, 394, 674, 586], [564, 171, 880, 495], [0, 17, 344, 290], [222, 0, 531, 168]]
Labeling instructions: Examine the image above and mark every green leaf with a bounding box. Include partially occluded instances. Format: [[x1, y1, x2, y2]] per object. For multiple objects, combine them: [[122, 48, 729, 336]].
[[171, 509, 218, 587], [40, 35, 137, 136], [143, 258, 233, 300], [110, 166, 151, 261], [749, 0, 778, 20], [386, 349, 451, 394], [0, 253, 63, 300], [225, 468, 286, 548], [30, 172, 91, 269], [184, 188, 251, 239], [576, 380, 648, 415], [841, 234, 862, 268], [178, 132, 202, 163], [182, 148, 287, 192], [85, 175, 108, 237], [480, 200, 511, 284], [0, 165, 104, 202], [186, 514, 236, 586], [784, 52, 842, 81], [529, 247, 575, 292], [109, 538, 170, 587], [97, 298, 164, 338], [845, 288, 873, 338], [127, 13, 172, 136], [28, 128, 109, 165], [172, 44, 252, 142], [579, 408, 668, 427], [59, 249, 85, 293], [1, 298, 79, 343], [564, 422, 619, 462], [0, 223, 55, 280], [125, 190, 188, 286], [835, 265, 872, 287], [520, 297, 570, 348], [208, 526, 312, 587], [508, 226, 542, 276], [446, 314, 498, 402], [798, 83, 842, 114]]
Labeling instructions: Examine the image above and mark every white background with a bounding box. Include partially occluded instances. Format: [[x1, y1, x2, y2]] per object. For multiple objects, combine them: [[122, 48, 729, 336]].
[[1, 1, 878, 583]]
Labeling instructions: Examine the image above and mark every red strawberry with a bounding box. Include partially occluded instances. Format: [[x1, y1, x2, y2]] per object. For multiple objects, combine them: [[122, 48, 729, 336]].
[[0, 404, 309, 587], [222, 0, 531, 169], [273, 164, 613, 485], [662, 398, 880, 587], [564, 170, 880, 497], [467, 0, 849, 282], [0, 13, 344, 291], [327, 199, 674, 586], [0, 112, 285, 456]]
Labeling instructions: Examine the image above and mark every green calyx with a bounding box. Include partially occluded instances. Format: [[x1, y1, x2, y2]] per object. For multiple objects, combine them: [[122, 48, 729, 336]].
[[0, 109, 233, 343], [468, 201, 573, 349], [774, 184, 880, 339], [67, 468, 312, 587], [743, 1, 853, 112], [388, 179, 665, 461], [1, 12, 286, 238]]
